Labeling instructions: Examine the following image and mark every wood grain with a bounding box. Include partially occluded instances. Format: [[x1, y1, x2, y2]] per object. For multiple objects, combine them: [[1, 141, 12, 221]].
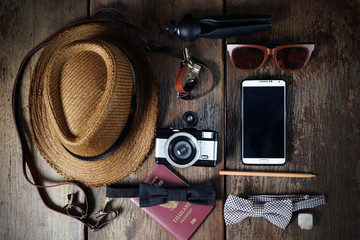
[[219, 170, 316, 178], [225, 0, 360, 239], [88, 1, 224, 239], [1, 0, 359, 239], [0, 1, 87, 239]]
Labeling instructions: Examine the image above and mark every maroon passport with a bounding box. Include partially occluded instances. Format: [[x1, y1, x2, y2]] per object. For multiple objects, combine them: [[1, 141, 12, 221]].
[[131, 165, 213, 240]]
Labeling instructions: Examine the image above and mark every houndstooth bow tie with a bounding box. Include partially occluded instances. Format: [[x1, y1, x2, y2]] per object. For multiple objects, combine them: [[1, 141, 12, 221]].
[[224, 194, 326, 229]]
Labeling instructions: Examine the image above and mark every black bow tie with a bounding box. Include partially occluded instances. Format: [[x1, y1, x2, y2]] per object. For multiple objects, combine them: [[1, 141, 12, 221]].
[[106, 180, 216, 207]]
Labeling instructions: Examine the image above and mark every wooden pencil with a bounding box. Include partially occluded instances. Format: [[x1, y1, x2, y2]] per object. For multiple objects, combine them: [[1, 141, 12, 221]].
[[219, 170, 316, 178]]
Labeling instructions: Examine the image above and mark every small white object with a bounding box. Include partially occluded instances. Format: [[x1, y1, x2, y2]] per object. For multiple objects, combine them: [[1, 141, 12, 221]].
[[202, 132, 214, 139], [298, 213, 313, 230]]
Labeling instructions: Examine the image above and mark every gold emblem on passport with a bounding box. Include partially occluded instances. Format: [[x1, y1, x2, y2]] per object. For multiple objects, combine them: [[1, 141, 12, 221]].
[[160, 201, 179, 211]]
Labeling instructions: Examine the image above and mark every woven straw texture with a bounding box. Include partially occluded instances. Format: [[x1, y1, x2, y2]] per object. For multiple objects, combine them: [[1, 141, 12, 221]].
[[29, 24, 158, 187]]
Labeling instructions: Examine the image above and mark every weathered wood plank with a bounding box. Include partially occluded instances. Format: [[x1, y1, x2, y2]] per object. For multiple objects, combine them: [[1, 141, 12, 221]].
[[89, 0, 224, 239], [0, 1, 87, 239], [2, 0, 359, 239], [225, 0, 360, 239]]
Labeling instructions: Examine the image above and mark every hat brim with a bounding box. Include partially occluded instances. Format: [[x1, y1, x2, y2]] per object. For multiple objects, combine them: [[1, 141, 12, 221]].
[[29, 24, 158, 187]]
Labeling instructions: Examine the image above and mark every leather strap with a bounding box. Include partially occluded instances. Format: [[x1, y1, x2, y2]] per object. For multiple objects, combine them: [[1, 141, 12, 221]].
[[175, 63, 214, 100], [90, 8, 184, 59], [12, 13, 182, 231], [175, 66, 188, 94], [12, 9, 213, 230], [94, 9, 214, 100], [12, 18, 128, 231]]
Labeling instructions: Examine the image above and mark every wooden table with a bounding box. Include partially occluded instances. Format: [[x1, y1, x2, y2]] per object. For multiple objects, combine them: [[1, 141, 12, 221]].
[[1, 0, 359, 239]]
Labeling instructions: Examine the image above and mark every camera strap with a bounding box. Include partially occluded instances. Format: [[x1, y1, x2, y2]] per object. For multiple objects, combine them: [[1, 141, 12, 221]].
[[12, 18, 124, 232], [12, 8, 213, 231]]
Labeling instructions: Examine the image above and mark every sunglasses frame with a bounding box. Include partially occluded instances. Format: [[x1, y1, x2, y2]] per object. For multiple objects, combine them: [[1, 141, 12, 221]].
[[227, 44, 315, 71]]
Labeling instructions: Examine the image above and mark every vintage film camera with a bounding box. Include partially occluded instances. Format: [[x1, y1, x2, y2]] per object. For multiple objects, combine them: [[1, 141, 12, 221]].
[[155, 128, 218, 168]]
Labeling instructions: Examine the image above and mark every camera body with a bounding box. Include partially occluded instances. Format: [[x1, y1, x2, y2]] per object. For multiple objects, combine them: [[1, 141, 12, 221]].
[[155, 128, 218, 168]]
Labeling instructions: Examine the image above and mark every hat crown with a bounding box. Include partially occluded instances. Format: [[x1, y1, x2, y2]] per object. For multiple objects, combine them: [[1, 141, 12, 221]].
[[29, 24, 158, 187], [45, 41, 133, 157]]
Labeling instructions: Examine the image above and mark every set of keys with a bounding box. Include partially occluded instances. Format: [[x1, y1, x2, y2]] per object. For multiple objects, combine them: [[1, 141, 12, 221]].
[[182, 48, 202, 85]]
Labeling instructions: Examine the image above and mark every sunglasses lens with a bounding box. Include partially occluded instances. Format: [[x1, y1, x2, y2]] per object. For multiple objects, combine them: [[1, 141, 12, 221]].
[[231, 47, 265, 70], [276, 47, 309, 70]]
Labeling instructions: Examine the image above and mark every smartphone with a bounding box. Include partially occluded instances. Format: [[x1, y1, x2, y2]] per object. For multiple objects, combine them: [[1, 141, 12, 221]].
[[241, 80, 286, 165]]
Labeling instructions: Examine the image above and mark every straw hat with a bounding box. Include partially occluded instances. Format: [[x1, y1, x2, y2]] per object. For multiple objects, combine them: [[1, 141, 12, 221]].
[[29, 23, 158, 187]]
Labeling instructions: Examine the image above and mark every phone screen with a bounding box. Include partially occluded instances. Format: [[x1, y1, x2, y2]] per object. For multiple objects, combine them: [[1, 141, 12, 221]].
[[241, 80, 286, 164]]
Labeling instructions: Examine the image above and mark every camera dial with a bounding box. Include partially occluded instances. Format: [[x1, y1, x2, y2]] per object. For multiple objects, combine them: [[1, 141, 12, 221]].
[[164, 132, 200, 168]]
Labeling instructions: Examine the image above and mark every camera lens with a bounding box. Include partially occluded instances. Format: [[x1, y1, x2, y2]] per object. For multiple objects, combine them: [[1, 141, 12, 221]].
[[164, 132, 200, 168], [182, 111, 198, 128], [169, 137, 196, 164], [173, 141, 192, 159]]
